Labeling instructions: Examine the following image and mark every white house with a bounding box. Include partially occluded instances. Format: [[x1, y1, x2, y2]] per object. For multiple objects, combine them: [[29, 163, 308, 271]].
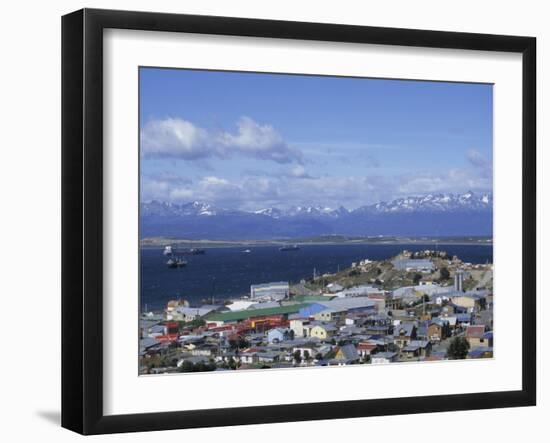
[[267, 328, 291, 343]]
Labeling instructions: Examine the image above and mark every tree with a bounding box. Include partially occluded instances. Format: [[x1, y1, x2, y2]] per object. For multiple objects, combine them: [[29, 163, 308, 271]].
[[293, 350, 302, 364], [442, 321, 452, 339], [303, 350, 311, 362], [387, 343, 399, 353], [178, 360, 217, 373], [227, 357, 238, 370], [238, 337, 249, 349], [229, 336, 249, 350], [446, 336, 470, 359], [177, 361, 196, 372], [413, 273, 423, 285], [439, 267, 451, 281]]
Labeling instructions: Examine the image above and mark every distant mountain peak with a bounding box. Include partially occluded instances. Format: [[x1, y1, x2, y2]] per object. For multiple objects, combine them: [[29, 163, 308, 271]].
[[141, 191, 492, 219], [254, 207, 283, 218], [141, 200, 218, 217], [355, 191, 492, 215], [140, 191, 492, 239]]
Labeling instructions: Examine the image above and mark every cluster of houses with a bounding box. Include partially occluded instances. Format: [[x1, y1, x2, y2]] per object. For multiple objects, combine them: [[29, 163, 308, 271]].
[[139, 255, 494, 374]]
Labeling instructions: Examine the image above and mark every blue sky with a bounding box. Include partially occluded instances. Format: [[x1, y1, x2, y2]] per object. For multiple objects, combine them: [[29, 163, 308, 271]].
[[140, 67, 493, 210]]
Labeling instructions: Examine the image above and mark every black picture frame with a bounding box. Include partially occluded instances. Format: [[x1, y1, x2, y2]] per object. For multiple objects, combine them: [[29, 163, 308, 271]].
[[62, 8, 536, 435]]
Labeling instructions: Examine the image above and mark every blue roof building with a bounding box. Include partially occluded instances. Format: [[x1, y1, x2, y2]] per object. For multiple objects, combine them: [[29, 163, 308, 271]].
[[297, 303, 327, 318]]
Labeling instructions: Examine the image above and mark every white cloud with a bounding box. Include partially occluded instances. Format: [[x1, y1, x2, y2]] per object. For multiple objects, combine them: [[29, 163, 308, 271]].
[[287, 165, 314, 179], [141, 116, 302, 164], [141, 151, 492, 210], [169, 188, 194, 200], [140, 118, 212, 160], [397, 167, 492, 196], [141, 171, 389, 210], [467, 148, 491, 169], [200, 176, 231, 186]]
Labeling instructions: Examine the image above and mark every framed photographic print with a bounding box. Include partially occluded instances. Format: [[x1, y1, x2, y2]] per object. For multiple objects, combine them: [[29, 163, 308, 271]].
[[62, 8, 536, 435]]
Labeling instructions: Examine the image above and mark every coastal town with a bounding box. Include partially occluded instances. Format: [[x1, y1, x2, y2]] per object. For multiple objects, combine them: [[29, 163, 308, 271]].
[[139, 250, 493, 374]]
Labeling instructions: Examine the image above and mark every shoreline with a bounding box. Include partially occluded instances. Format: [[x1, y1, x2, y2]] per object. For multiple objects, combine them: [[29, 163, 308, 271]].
[[140, 244, 493, 312], [140, 237, 493, 249]]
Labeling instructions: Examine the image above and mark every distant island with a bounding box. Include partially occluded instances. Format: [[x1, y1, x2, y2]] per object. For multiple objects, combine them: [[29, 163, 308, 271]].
[[140, 235, 493, 249]]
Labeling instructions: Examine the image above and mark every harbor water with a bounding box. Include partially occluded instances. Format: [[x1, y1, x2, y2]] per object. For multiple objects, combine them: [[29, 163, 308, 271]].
[[140, 243, 493, 311]]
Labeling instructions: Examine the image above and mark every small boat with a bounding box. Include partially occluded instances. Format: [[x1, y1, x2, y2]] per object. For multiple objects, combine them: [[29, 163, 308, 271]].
[[242, 249, 252, 253], [166, 258, 188, 268], [279, 244, 300, 252]]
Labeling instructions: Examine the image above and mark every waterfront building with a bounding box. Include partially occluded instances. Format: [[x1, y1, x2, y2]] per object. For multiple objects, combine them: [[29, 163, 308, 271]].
[[392, 258, 434, 272], [205, 303, 307, 325], [332, 285, 380, 298], [171, 306, 217, 322], [226, 300, 256, 311], [250, 281, 290, 301], [318, 296, 377, 313]]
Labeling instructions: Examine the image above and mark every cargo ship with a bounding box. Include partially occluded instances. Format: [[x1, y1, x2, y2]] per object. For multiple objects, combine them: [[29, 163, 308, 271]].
[[163, 246, 206, 256]]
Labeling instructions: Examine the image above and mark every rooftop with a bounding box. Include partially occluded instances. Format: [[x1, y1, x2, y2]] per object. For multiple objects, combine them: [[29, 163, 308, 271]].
[[318, 297, 377, 312], [205, 303, 310, 322], [393, 323, 415, 337], [292, 294, 335, 302], [466, 325, 486, 338]]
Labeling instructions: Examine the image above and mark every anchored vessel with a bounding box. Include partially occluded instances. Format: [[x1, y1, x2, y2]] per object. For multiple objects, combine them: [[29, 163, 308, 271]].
[[279, 244, 300, 252], [166, 257, 188, 268], [163, 245, 206, 256]]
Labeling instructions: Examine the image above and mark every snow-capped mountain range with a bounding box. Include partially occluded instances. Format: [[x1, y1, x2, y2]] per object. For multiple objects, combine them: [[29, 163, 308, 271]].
[[142, 191, 492, 218], [356, 191, 492, 214], [140, 192, 492, 239]]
